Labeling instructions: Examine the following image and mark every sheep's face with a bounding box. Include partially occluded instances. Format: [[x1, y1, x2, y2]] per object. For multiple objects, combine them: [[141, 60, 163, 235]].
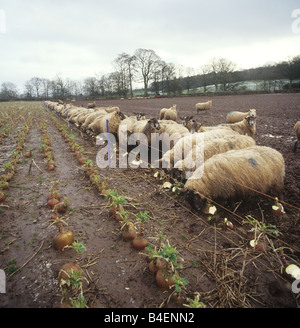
[[249, 109, 257, 118], [135, 112, 145, 121], [184, 190, 204, 212], [181, 116, 193, 127], [118, 112, 126, 120], [149, 118, 161, 131], [246, 115, 256, 127]]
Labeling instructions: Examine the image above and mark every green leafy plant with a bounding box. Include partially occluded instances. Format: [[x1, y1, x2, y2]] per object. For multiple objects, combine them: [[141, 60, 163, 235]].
[[184, 293, 206, 308]]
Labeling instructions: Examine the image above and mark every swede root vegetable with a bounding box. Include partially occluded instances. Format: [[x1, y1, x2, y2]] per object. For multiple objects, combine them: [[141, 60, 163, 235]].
[[54, 229, 74, 251], [132, 211, 151, 251], [54, 197, 68, 214], [58, 262, 82, 286], [0, 192, 6, 203], [156, 269, 178, 290]]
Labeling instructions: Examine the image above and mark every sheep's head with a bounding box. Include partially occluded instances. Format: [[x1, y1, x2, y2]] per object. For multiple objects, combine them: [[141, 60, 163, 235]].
[[134, 112, 146, 121], [245, 115, 256, 127], [184, 190, 204, 212], [249, 109, 257, 118], [117, 111, 126, 120], [148, 118, 161, 131], [181, 116, 193, 127]]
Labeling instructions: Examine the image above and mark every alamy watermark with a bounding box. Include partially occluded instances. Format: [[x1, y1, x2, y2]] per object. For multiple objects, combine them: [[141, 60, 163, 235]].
[[95, 127, 205, 180], [292, 9, 300, 34], [0, 10, 6, 34], [292, 279, 300, 294], [0, 269, 6, 293]]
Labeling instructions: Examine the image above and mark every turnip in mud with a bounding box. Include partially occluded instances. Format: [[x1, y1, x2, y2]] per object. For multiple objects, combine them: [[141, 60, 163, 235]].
[[54, 228, 74, 251], [54, 197, 68, 214], [121, 219, 137, 241], [132, 211, 151, 251]]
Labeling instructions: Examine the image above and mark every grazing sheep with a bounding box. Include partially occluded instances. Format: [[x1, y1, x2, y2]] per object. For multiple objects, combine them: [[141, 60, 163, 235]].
[[88, 111, 126, 135], [87, 102, 96, 108], [159, 122, 190, 150], [184, 146, 285, 211], [181, 116, 202, 134], [73, 108, 95, 126], [159, 104, 177, 120], [226, 109, 257, 124], [173, 134, 256, 180], [81, 110, 106, 130], [118, 113, 147, 146], [160, 129, 244, 170], [293, 121, 300, 152], [132, 118, 161, 144], [199, 115, 256, 137], [195, 100, 212, 113], [105, 106, 120, 113], [162, 105, 177, 121]]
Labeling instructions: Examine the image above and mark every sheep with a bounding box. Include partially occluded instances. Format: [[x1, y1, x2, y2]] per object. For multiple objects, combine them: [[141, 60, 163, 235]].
[[73, 108, 95, 126], [199, 115, 256, 137], [293, 121, 300, 152], [180, 116, 202, 134], [87, 102, 96, 108], [159, 104, 177, 120], [132, 118, 161, 144], [160, 129, 244, 170], [105, 106, 120, 113], [184, 145, 285, 211], [117, 113, 147, 146], [195, 100, 212, 113], [226, 109, 257, 124], [158, 122, 190, 150], [172, 134, 256, 181], [87, 111, 126, 135], [81, 110, 107, 130], [161, 104, 177, 121]]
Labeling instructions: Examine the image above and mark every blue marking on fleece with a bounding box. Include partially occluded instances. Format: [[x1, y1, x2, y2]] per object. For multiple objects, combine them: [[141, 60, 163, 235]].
[[248, 157, 258, 168]]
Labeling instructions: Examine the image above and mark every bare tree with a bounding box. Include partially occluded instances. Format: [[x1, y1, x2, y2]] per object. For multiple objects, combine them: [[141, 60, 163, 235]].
[[83, 77, 100, 99], [134, 48, 161, 96], [199, 64, 212, 93], [0, 82, 18, 100], [210, 57, 236, 91]]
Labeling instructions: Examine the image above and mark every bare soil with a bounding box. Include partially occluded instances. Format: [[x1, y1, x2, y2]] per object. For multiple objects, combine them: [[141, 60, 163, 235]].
[[0, 93, 299, 309]]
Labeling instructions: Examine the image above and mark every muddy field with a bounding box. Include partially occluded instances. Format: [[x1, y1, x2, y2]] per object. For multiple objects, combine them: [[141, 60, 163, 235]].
[[0, 93, 299, 309]]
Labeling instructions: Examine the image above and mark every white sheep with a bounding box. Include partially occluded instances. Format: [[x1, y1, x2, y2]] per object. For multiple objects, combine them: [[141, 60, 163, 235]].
[[88, 111, 126, 135], [132, 118, 161, 144], [173, 134, 256, 180], [118, 113, 147, 146], [160, 129, 243, 170], [185, 145, 285, 211], [180, 116, 202, 134], [105, 106, 120, 113], [87, 102, 96, 108], [199, 115, 256, 137], [81, 110, 107, 130], [195, 100, 212, 113], [226, 109, 257, 124], [159, 104, 177, 120], [158, 122, 190, 150]]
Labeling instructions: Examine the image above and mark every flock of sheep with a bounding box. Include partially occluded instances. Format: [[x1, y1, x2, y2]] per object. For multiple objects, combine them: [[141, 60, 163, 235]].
[[44, 99, 299, 212]]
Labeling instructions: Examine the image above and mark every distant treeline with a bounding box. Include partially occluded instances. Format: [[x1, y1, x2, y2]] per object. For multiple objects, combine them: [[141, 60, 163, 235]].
[[1, 49, 300, 101]]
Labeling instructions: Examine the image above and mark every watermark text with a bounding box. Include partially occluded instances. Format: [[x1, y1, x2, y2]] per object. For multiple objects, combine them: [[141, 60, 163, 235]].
[[292, 9, 300, 34], [0, 10, 6, 34]]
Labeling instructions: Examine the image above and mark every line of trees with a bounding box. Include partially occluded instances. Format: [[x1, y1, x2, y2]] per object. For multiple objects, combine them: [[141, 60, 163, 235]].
[[1, 49, 300, 101]]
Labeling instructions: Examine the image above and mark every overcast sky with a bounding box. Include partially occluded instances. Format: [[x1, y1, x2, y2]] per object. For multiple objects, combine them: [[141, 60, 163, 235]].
[[0, 0, 300, 91]]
